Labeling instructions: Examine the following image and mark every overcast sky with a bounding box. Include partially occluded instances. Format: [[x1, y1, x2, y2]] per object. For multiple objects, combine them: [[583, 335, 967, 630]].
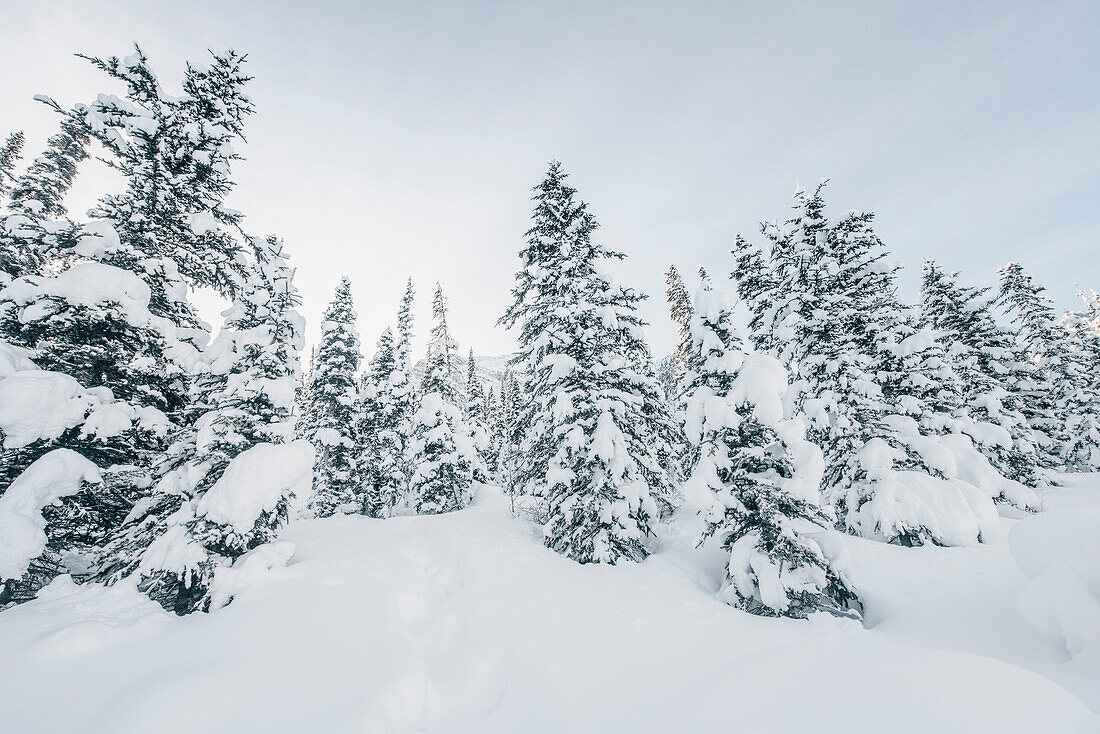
[[2, 0, 1097, 359]]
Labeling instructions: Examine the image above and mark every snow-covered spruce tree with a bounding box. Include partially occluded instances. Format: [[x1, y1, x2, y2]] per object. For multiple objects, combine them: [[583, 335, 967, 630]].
[[998, 263, 1060, 356], [0, 48, 261, 602], [355, 327, 406, 516], [299, 277, 362, 517], [491, 369, 527, 497], [0, 132, 24, 204], [683, 274, 859, 618], [997, 263, 1099, 470], [1053, 291, 1100, 471], [389, 278, 419, 505], [96, 236, 310, 614], [920, 261, 1044, 487], [407, 283, 477, 513], [0, 254, 181, 604], [499, 162, 678, 563], [63, 46, 252, 310], [1, 113, 89, 285], [733, 184, 999, 546], [483, 383, 502, 478], [465, 348, 491, 483], [664, 264, 694, 400]]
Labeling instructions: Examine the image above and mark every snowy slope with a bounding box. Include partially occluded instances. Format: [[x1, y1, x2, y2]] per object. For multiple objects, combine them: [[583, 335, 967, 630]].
[[0, 482, 1098, 733]]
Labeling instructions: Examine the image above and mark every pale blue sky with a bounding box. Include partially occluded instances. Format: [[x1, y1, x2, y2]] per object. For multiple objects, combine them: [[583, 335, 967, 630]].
[[2, 1, 1097, 357]]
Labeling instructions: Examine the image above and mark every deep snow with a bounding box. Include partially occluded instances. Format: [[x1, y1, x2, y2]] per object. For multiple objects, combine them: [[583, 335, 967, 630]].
[[0, 479, 1098, 733]]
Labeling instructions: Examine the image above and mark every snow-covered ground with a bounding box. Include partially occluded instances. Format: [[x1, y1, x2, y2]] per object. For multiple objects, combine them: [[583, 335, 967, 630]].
[[1, 478, 1098, 733]]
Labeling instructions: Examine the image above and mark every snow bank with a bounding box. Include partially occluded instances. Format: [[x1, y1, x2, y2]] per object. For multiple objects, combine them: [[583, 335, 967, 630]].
[[208, 541, 295, 610], [0, 488, 1096, 733], [1010, 509, 1100, 656], [0, 449, 101, 580], [196, 441, 315, 533]]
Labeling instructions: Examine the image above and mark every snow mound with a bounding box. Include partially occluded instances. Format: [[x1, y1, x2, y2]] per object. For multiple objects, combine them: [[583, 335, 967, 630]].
[[196, 441, 315, 533], [0, 449, 101, 580], [208, 541, 296, 610], [1010, 509, 1100, 656]]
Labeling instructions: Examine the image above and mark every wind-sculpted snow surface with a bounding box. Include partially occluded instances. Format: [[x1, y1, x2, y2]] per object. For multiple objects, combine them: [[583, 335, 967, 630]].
[[1010, 507, 1100, 658], [0, 483, 1097, 733]]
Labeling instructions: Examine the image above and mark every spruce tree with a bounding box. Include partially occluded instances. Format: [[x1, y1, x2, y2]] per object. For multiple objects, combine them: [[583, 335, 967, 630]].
[[7, 112, 89, 224], [921, 261, 1044, 488], [96, 236, 306, 614], [683, 273, 859, 618], [997, 263, 1069, 467], [299, 277, 362, 517], [664, 264, 694, 401], [500, 162, 677, 563], [0, 48, 260, 602], [407, 283, 476, 513], [390, 278, 418, 505], [0, 132, 24, 205], [1, 114, 89, 284], [356, 327, 406, 516], [64, 46, 252, 308], [733, 184, 997, 545], [1053, 291, 1100, 471], [465, 348, 491, 483]]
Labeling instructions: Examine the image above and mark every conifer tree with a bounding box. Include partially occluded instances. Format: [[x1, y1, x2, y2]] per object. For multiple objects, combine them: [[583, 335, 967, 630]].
[[408, 283, 476, 513], [0, 132, 24, 204], [998, 263, 1100, 470], [733, 184, 998, 545], [465, 348, 491, 482], [7, 114, 89, 224], [683, 273, 859, 618], [1, 114, 89, 284], [96, 236, 307, 614], [390, 278, 418, 502], [61, 46, 252, 309], [299, 277, 362, 517], [1053, 290, 1100, 471], [664, 264, 694, 401], [483, 383, 502, 478], [0, 48, 260, 603], [500, 162, 677, 563], [921, 261, 1044, 488], [356, 327, 405, 516]]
